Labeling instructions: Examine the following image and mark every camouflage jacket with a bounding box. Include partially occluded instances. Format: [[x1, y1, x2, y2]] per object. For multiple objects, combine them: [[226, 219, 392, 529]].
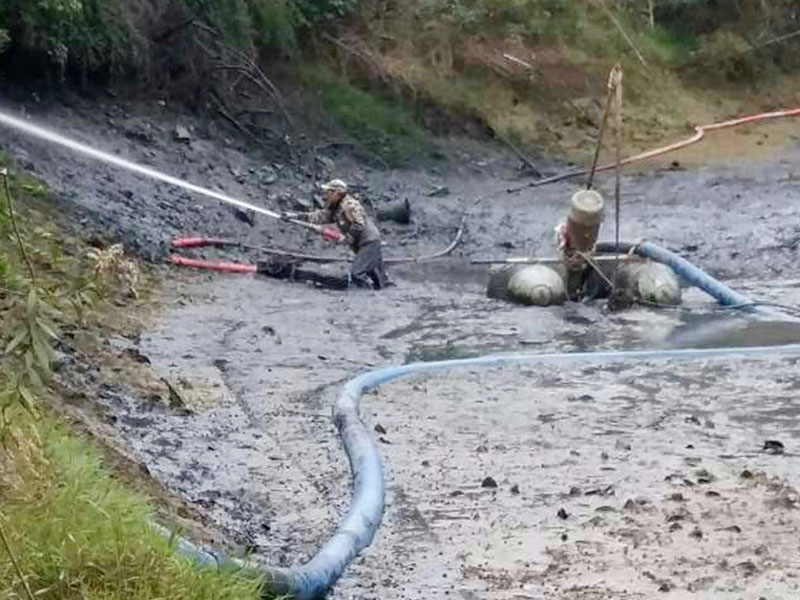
[[304, 195, 381, 252]]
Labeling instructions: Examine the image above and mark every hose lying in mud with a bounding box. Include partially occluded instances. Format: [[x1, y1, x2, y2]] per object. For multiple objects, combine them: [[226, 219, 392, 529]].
[[596, 241, 794, 319], [595, 241, 752, 308], [503, 106, 800, 195], [163, 241, 798, 599], [166, 215, 466, 272], [608, 242, 756, 309]]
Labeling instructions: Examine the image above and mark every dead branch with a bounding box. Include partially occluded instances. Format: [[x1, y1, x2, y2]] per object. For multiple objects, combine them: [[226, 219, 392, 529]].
[[153, 17, 196, 43], [677, 27, 800, 71], [313, 140, 359, 152], [209, 92, 261, 146], [596, 0, 649, 70], [321, 32, 389, 84], [190, 21, 295, 130], [208, 91, 295, 163], [493, 132, 541, 176], [757, 28, 800, 49], [503, 53, 536, 73], [234, 108, 275, 118]]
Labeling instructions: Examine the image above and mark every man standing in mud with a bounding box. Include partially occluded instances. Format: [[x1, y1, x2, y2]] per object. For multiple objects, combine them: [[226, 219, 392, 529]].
[[284, 179, 391, 289]]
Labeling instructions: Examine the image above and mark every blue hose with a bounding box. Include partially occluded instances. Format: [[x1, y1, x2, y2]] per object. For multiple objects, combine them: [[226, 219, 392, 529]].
[[634, 242, 753, 307], [167, 243, 800, 599]]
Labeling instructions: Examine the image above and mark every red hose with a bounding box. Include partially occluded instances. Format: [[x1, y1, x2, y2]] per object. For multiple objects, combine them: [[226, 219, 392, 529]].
[[506, 106, 800, 194], [171, 236, 228, 248], [616, 107, 800, 167], [168, 254, 257, 274]]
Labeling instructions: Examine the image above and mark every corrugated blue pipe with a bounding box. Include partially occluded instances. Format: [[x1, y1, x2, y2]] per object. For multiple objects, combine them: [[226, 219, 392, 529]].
[[166, 243, 798, 599], [634, 242, 752, 307]]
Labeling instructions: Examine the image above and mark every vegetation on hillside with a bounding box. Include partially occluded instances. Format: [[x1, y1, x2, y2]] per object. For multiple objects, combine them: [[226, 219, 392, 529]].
[[1, 1, 798, 156], [0, 162, 263, 599], [318, 0, 800, 155]]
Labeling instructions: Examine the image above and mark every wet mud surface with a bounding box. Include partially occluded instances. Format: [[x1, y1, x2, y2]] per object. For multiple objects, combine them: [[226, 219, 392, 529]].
[[3, 94, 800, 598], [363, 356, 800, 599]]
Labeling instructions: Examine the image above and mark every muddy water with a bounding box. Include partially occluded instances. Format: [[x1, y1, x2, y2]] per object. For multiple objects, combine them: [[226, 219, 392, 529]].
[[3, 95, 800, 598]]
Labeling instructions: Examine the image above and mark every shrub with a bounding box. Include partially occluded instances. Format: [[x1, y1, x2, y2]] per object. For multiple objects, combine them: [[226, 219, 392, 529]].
[[694, 29, 766, 82], [186, 0, 362, 55], [0, 0, 140, 79]]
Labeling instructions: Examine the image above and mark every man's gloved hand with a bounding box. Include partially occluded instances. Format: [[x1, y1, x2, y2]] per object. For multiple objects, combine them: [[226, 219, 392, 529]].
[[281, 211, 299, 221], [322, 227, 345, 244]]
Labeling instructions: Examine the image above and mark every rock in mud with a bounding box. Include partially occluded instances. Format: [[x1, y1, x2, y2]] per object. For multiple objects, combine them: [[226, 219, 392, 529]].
[[233, 207, 256, 226], [696, 469, 716, 484], [557, 508, 569, 520], [259, 166, 278, 185], [567, 394, 594, 403], [427, 185, 449, 197], [125, 124, 155, 143], [376, 199, 412, 225], [121, 347, 151, 364], [481, 477, 498, 489], [315, 155, 335, 173], [763, 439, 785, 454], [174, 125, 192, 142]]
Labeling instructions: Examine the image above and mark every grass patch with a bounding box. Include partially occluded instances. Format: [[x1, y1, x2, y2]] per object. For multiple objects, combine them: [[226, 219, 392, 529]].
[[0, 410, 263, 600], [299, 65, 428, 165], [0, 161, 265, 599]]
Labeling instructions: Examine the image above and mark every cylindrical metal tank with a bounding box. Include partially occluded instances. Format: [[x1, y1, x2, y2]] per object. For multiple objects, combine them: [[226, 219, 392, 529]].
[[487, 264, 567, 306], [505, 265, 567, 306], [566, 189, 604, 252]]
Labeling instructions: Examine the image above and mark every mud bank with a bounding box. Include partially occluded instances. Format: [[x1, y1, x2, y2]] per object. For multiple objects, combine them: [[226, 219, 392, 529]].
[[2, 93, 800, 598]]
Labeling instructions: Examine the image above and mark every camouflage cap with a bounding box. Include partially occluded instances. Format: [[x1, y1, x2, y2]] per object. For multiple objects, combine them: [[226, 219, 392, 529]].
[[321, 178, 348, 193]]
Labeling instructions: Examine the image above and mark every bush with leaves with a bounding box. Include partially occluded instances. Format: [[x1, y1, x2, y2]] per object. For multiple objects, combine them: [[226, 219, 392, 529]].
[[0, 0, 142, 81], [186, 0, 302, 54], [694, 29, 767, 82], [185, 0, 361, 55], [418, 0, 581, 38], [0, 170, 58, 430], [295, 0, 361, 22], [2, 289, 60, 424], [0, 166, 140, 433]]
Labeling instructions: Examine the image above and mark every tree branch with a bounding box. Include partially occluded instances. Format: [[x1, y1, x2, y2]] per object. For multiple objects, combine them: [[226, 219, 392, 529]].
[[1, 170, 36, 285]]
